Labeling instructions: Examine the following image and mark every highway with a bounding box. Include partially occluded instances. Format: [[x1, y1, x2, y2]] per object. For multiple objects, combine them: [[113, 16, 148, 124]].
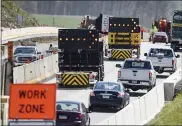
[[44, 40, 182, 125], [2, 29, 181, 124]]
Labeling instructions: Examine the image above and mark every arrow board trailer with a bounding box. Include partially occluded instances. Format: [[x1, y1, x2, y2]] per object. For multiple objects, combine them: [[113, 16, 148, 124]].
[[106, 17, 141, 60], [56, 29, 104, 88]]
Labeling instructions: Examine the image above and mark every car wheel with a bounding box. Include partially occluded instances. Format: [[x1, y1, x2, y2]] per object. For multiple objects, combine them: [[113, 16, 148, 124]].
[[126, 98, 130, 106], [86, 117, 90, 126], [119, 103, 124, 110], [153, 80, 156, 87], [147, 86, 153, 92], [153, 41, 155, 44], [88, 105, 94, 112]]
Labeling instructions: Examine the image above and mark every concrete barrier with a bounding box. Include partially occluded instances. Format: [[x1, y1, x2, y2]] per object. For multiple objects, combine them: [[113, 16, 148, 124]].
[[13, 54, 59, 84], [24, 62, 36, 83], [13, 65, 25, 83], [96, 83, 165, 125], [1, 96, 9, 125], [2, 27, 65, 44], [163, 68, 182, 101]]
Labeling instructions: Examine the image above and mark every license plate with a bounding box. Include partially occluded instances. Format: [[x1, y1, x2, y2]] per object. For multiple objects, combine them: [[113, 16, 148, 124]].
[[102, 95, 109, 99], [59, 115, 67, 119], [132, 81, 137, 84]]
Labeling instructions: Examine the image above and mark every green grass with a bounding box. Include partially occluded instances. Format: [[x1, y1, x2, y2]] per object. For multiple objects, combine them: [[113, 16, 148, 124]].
[[32, 14, 83, 28], [147, 91, 182, 125], [2, 1, 39, 28]]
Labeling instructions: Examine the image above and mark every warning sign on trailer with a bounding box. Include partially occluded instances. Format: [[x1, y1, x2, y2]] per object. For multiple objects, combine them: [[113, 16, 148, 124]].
[[9, 84, 56, 120]]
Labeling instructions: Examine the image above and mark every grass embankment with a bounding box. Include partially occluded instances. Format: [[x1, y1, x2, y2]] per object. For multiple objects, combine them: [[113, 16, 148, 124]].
[[2, 1, 39, 28], [147, 91, 182, 125], [32, 14, 83, 28]]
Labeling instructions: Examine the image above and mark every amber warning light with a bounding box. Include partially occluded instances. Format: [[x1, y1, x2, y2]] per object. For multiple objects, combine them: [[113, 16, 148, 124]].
[[8, 84, 56, 120]]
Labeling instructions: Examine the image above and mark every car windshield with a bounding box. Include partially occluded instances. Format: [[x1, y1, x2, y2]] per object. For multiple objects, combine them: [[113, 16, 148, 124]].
[[149, 48, 173, 57], [56, 102, 79, 112], [123, 60, 151, 69], [14, 48, 35, 54], [95, 83, 121, 91]]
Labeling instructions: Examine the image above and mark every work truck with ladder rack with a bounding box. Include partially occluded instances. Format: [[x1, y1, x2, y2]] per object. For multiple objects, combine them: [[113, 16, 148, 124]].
[[56, 29, 104, 88]]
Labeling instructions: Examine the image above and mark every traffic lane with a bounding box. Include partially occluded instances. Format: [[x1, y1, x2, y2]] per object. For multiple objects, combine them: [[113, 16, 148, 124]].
[[42, 61, 124, 125], [43, 77, 90, 102], [103, 60, 124, 82], [89, 60, 125, 125]]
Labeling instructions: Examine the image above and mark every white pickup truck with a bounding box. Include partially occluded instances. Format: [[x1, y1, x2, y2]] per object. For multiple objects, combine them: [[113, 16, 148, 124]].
[[116, 58, 156, 92], [144, 47, 180, 74]]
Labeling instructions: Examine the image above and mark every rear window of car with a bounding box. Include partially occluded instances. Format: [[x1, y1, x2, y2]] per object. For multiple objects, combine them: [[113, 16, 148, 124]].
[[56, 102, 79, 112], [154, 32, 166, 36], [123, 60, 151, 69], [149, 48, 173, 57], [95, 83, 121, 91]]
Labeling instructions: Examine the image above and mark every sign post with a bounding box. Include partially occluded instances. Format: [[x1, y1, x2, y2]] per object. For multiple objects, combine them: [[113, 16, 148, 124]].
[[8, 41, 13, 63], [9, 84, 56, 120]]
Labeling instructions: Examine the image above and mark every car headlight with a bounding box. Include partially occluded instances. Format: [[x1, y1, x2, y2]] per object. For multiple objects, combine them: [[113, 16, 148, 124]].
[[13, 56, 17, 62]]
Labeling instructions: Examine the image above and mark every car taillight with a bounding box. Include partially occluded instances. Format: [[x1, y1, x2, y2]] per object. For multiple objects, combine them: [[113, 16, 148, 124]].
[[149, 72, 152, 80], [89, 74, 95, 79], [118, 71, 121, 78], [90, 92, 95, 96], [117, 92, 124, 98], [172, 59, 174, 66], [76, 113, 83, 120]]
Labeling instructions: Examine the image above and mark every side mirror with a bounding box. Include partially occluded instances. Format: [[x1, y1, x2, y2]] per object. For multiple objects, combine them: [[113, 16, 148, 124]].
[[144, 53, 148, 56], [176, 54, 180, 58], [37, 52, 41, 54], [115, 64, 122, 68]]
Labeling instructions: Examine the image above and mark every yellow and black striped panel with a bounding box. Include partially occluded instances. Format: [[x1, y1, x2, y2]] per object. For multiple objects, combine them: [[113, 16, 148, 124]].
[[108, 32, 141, 46], [111, 49, 132, 59], [61, 72, 89, 86]]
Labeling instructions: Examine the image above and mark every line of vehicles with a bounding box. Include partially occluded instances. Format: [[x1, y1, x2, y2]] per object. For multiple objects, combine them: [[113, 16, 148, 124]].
[[54, 13, 181, 125], [149, 10, 182, 51], [9, 11, 181, 126]]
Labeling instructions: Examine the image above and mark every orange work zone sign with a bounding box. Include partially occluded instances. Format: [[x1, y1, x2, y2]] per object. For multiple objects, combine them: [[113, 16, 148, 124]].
[[9, 84, 56, 120]]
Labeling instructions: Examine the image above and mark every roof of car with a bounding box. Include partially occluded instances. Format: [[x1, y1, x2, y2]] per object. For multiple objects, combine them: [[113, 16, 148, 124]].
[[150, 46, 172, 50], [56, 100, 82, 104], [125, 58, 151, 62], [15, 46, 36, 49], [96, 81, 121, 85]]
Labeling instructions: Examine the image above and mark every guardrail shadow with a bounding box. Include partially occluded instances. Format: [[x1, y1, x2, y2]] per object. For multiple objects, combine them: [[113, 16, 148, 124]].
[[92, 107, 119, 113], [156, 74, 169, 79], [129, 91, 146, 97]]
